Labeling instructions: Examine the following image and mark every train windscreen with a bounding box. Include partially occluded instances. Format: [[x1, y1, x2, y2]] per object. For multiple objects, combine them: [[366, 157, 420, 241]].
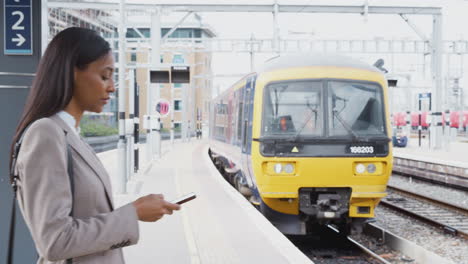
[[262, 81, 324, 137], [328, 81, 386, 138], [262, 80, 385, 139], [260, 80, 388, 157]]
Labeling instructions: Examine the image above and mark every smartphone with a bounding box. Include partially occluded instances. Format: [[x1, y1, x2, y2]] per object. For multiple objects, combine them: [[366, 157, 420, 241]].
[[171, 192, 196, 205]]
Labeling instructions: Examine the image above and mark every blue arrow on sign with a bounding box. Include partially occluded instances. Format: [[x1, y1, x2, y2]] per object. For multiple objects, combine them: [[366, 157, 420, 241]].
[[4, 0, 33, 55]]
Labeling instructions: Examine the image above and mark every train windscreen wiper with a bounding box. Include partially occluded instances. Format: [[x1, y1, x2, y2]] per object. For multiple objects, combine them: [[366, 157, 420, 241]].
[[288, 99, 317, 142], [332, 109, 359, 141]]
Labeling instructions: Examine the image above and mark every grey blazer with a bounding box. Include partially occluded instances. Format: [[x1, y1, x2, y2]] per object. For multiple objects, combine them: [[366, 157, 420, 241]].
[[15, 115, 139, 264]]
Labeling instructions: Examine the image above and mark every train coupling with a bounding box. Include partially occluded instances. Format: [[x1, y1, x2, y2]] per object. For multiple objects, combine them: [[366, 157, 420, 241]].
[[299, 188, 351, 220]]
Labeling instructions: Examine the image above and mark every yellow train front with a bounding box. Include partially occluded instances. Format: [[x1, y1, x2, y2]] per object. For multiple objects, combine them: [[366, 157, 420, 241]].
[[209, 53, 393, 235]]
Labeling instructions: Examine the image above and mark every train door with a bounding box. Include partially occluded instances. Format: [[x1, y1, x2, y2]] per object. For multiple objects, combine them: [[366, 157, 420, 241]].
[[241, 75, 257, 187]]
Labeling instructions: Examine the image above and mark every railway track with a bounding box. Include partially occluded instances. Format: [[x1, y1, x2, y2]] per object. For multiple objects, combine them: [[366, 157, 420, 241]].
[[291, 225, 391, 264], [392, 171, 468, 192], [381, 185, 468, 239]]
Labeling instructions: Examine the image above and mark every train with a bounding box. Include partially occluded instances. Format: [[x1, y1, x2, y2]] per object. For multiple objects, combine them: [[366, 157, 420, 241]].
[[208, 53, 393, 235]]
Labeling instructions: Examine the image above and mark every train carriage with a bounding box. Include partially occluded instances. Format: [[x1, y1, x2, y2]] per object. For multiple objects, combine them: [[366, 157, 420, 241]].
[[209, 53, 393, 235]]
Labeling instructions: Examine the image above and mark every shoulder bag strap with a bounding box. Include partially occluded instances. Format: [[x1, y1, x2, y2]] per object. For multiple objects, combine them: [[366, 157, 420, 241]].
[[7, 183, 18, 264], [7, 127, 74, 264], [66, 142, 74, 264], [7, 123, 33, 264]]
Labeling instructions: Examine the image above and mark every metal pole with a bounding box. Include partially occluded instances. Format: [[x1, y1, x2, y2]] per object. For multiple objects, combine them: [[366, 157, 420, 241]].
[[431, 14, 443, 149], [151, 8, 162, 157], [182, 83, 188, 142], [405, 110, 411, 138], [419, 98, 422, 147], [41, 0, 49, 55], [146, 87, 153, 162], [273, 0, 280, 54], [170, 83, 175, 145], [190, 70, 195, 141], [429, 95, 432, 148], [117, 0, 127, 194], [127, 69, 135, 179], [389, 87, 393, 121], [446, 53, 451, 108], [134, 74, 140, 172], [405, 77, 412, 137], [250, 33, 255, 72], [445, 109, 451, 150], [460, 84, 464, 136]]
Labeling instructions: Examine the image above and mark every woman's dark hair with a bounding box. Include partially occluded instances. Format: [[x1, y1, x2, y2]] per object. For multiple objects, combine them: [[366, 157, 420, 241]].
[[9, 27, 111, 183]]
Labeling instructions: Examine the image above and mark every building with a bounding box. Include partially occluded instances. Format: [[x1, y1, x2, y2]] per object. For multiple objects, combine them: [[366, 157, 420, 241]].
[[126, 24, 215, 135], [48, 8, 215, 135]]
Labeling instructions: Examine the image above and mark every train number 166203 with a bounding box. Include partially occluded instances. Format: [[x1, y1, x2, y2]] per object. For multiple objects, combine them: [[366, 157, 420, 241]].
[[349, 146, 374, 154]]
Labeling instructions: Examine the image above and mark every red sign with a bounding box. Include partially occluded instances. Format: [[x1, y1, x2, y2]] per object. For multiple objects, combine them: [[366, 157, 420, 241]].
[[156, 99, 170, 117]]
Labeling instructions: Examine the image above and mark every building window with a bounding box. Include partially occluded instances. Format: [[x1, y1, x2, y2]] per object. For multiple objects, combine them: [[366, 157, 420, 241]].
[[160, 55, 164, 63], [162, 28, 192, 38], [131, 49, 137, 62], [174, 100, 182, 111], [194, 29, 202, 38], [126, 28, 150, 38], [161, 28, 170, 38], [172, 54, 185, 64], [174, 83, 182, 88], [174, 122, 181, 132]]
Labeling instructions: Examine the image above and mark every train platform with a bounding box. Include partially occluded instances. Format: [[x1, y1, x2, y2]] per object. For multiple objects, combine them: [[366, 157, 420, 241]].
[[392, 137, 468, 188], [97, 140, 312, 264], [393, 136, 468, 166]]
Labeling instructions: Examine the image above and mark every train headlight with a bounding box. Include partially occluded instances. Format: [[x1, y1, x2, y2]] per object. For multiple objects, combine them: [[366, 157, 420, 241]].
[[274, 163, 283, 174], [367, 164, 377, 173], [355, 163, 366, 174], [353, 162, 385, 175], [284, 163, 295, 174]]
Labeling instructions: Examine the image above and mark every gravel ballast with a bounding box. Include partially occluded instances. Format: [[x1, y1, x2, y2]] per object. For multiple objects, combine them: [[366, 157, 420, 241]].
[[388, 174, 468, 209], [373, 206, 468, 264]]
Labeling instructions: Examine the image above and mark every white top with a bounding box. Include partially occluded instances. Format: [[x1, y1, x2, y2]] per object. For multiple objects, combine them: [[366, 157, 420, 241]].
[[56, 111, 81, 136]]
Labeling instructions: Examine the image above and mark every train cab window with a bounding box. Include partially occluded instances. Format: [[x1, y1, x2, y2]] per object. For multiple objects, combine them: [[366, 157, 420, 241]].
[[262, 81, 323, 138], [328, 81, 385, 137]]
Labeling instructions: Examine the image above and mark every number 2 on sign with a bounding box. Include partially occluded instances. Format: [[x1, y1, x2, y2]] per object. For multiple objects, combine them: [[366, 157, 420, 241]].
[[12, 11, 25, 30]]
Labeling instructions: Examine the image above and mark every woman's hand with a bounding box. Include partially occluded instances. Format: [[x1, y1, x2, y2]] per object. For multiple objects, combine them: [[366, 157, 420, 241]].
[[132, 194, 181, 222]]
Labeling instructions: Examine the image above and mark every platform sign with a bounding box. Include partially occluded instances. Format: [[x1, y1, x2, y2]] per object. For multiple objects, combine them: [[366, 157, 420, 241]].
[[156, 99, 171, 118], [4, 0, 32, 55], [418, 92, 431, 112], [418, 92, 431, 99]]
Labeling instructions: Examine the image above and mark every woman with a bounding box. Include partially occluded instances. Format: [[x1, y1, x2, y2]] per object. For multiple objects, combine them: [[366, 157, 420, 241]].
[[9, 27, 180, 264]]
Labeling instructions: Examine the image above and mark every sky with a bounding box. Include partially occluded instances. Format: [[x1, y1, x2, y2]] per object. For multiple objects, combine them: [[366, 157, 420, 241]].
[[161, 0, 467, 98], [92, 0, 468, 105], [121, 0, 468, 39]]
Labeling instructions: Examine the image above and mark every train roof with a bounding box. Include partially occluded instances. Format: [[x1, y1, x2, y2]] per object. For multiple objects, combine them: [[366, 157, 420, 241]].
[[258, 53, 382, 74]]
